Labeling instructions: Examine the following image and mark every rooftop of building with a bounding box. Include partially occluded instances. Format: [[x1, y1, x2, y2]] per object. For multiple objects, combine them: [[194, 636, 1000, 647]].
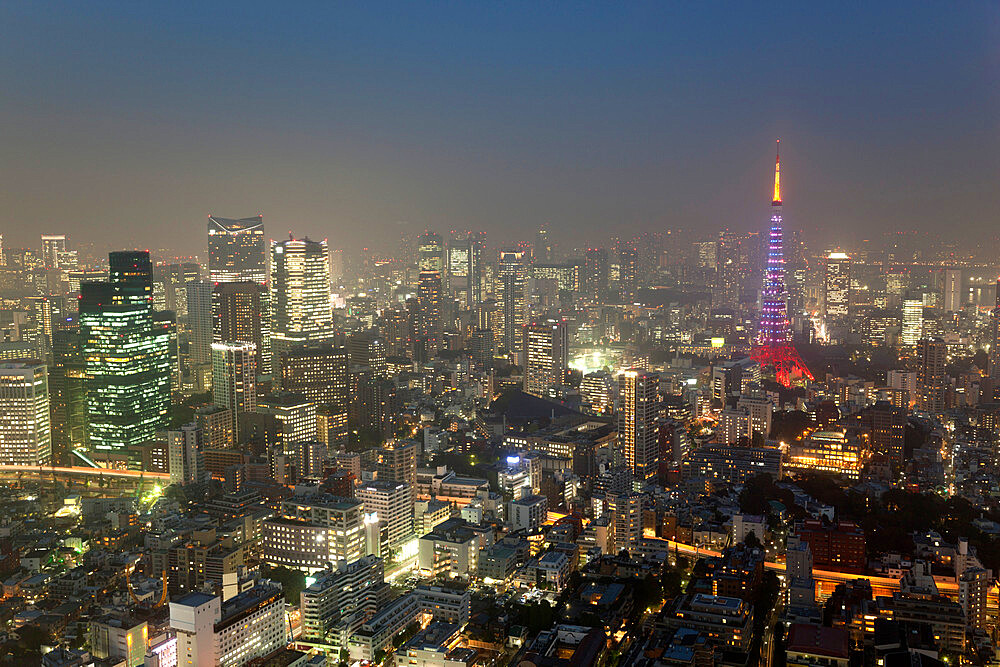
[[172, 591, 217, 608], [401, 621, 460, 652], [785, 623, 849, 659]]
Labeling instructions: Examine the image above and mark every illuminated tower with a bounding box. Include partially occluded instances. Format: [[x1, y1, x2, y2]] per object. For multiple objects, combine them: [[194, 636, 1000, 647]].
[[617, 369, 659, 481], [207, 215, 265, 284], [751, 141, 812, 386], [270, 237, 335, 356]]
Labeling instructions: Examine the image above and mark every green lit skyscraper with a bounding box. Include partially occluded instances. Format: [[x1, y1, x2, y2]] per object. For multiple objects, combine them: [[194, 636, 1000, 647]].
[[80, 251, 172, 451]]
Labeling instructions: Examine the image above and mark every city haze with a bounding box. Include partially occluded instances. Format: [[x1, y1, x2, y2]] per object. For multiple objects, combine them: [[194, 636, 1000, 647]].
[[1, 3, 999, 254]]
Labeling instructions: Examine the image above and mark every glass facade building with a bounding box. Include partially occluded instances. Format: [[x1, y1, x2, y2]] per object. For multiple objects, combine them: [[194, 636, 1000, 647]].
[[80, 251, 172, 451]]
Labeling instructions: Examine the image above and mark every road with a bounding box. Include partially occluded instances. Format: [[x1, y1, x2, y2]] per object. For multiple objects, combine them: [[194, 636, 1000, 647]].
[[658, 539, 947, 594], [0, 464, 169, 481]]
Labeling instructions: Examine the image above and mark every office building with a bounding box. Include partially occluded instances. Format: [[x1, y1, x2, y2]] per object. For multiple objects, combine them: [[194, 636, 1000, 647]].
[[88, 616, 147, 667], [357, 480, 415, 548], [196, 405, 234, 450], [417, 231, 444, 273], [170, 581, 284, 667], [413, 270, 443, 363], [498, 249, 527, 352], [377, 440, 418, 488], [270, 237, 335, 354], [49, 326, 87, 456], [736, 393, 773, 440], [618, 369, 659, 480], [917, 337, 947, 414], [943, 268, 962, 312], [794, 519, 865, 574], [41, 234, 67, 269], [256, 393, 317, 454], [682, 444, 782, 483], [275, 496, 367, 564], [278, 345, 349, 445], [169, 423, 207, 486], [213, 281, 270, 376], [300, 555, 386, 642], [509, 494, 547, 532], [211, 342, 257, 442], [824, 252, 851, 321], [417, 518, 481, 579], [80, 251, 172, 452], [902, 299, 923, 346], [347, 330, 387, 376], [185, 280, 215, 368], [207, 215, 266, 284], [0, 362, 51, 466], [522, 319, 568, 398]]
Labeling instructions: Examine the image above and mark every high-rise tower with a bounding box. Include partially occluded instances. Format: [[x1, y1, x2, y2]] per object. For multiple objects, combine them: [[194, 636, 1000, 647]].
[[207, 215, 266, 284], [751, 141, 812, 386]]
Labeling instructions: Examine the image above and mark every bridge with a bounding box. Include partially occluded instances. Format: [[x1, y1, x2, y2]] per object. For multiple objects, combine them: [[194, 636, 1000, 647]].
[[0, 465, 169, 490]]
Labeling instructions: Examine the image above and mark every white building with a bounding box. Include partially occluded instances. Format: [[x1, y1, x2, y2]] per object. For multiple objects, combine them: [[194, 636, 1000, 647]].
[[509, 495, 548, 533], [169, 582, 286, 667], [418, 518, 481, 579], [300, 555, 386, 642], [902, 299, 923, 346], [168, 423, 207, 486], [211, 341, 257, 442], [271, 497, 366, 565], [357, 480, 414, 548], [0, 362, 51, 466], [414, 583, 471, 627]]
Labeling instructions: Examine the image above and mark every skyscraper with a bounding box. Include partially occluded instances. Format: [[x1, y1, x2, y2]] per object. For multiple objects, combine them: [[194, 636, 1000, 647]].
[[990, 279, 1000, 386], [902, 299, 923, 346], [522, 319, 568, 398], [80, 251, 172, 451], [278, 345, 349, 446], [412, 270, 442, 363], [41, 234, 67, 269], [213, 281, 270, 376], [50, 324, 87, 457], [943, 268, 962, 313], [582, 248, 609, 298], [917, 337, 947, 414], [618, 369, 659, 481], [270, 237, 335, 355], [207, 215, 266, 283], [534, 225, 552, 263], [824, 252, 851, 321], [498, 249, 527, 353], [447, 234, 482, 309], [212, 342, 257, 443], [0, 362, 51, 466], [185, 280, 215, 367], [417, 231, 444, 273], [617, 239, 639, 301]]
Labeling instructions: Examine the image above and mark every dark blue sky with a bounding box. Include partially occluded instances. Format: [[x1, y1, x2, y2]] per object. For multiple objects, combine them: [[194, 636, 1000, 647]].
[[1, 2, 998, 255]]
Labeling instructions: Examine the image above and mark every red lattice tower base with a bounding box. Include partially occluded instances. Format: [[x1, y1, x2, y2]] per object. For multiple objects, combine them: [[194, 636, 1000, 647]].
[[751, 343, 813, 388]]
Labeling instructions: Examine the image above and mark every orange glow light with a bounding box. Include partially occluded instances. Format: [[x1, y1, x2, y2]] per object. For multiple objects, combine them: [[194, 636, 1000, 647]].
[[772, 139, 781, 204]]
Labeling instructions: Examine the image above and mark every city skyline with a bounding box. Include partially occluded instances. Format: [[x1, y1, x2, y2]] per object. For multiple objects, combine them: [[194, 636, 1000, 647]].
[[2, 3, 999, 253]]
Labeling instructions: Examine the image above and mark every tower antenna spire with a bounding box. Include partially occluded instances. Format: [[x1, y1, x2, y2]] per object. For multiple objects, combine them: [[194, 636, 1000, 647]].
[[773, 138, 781, 205], [752, 139, 812, 386]]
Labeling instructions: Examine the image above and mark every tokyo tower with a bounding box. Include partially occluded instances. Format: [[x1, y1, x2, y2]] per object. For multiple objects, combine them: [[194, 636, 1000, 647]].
[[750, 140, 813, 386]]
